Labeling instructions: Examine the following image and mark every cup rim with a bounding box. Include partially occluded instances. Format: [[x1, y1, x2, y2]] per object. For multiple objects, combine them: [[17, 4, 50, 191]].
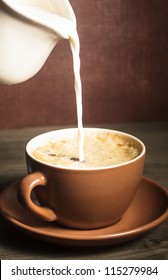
[[26, 127, 146, 171]]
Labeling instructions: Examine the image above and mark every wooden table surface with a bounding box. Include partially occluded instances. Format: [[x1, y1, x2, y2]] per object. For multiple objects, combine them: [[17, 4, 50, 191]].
[[0, 122, 168, 260]]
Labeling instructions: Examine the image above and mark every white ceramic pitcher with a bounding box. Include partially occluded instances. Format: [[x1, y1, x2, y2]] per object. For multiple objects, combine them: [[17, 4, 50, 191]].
[[0, 0, 76, 85]]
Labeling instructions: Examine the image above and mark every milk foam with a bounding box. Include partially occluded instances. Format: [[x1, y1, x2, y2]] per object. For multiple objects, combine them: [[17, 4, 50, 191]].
[[31, 131, 141, 168]]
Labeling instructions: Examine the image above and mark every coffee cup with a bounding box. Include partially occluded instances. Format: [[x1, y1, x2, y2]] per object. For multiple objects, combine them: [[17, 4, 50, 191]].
[[18, 128, 146, 230]]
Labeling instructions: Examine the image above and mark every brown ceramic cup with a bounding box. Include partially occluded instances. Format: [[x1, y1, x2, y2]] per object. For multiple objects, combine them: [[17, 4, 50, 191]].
[[18, 128, 146, 230]]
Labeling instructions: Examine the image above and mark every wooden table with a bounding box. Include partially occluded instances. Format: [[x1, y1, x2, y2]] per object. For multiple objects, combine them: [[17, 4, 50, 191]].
[[0, 122, 168, 260]]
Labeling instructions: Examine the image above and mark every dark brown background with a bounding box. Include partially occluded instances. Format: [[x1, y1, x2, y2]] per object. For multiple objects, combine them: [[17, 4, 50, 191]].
[[0, 0, 168, 129]]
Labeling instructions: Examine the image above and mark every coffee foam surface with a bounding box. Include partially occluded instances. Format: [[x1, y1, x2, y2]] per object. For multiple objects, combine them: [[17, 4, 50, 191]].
[[31, 130, 141, 168]]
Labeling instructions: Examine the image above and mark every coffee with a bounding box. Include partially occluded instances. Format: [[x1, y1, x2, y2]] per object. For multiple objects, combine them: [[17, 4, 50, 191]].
[[31, 130, 140, 168], [18, 128, 145, 229]]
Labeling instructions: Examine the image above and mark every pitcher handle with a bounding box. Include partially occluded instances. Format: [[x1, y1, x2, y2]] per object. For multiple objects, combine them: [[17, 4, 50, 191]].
[[17, 172, 57, 222]]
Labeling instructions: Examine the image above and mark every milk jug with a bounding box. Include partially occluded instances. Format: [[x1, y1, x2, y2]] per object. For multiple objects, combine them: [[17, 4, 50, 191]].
[[0, 0, 76, 85]]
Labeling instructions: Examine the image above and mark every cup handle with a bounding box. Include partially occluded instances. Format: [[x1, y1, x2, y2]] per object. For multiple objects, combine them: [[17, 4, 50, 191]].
[[17, 172, 57, 222]]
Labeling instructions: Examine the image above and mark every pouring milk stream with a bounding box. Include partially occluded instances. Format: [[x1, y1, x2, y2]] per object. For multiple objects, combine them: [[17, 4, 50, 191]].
[[0, 0, 84, 162]]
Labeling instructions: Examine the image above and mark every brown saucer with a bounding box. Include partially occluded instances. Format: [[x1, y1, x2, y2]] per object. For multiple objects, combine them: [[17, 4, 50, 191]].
[[0, 177, 168, 247]]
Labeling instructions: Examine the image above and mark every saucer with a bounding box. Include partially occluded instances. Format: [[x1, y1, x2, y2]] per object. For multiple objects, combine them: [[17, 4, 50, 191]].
[[0, 177, 167, 247]]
